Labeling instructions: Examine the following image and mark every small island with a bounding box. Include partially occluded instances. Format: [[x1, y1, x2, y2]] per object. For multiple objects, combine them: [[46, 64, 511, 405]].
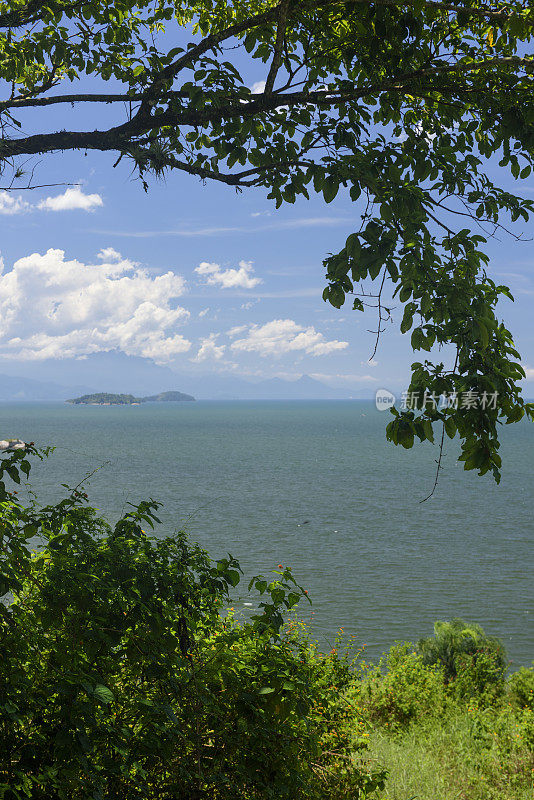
[[66, 390, 195, 405]]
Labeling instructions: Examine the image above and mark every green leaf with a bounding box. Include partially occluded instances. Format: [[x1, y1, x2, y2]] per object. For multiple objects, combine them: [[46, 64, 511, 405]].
[[93, 684, 115, 704], [444, 417, 457, 439], [422, 419, 434, 442], [322, 178, 339, 203], [226, 569, 240, 587], [345, 233, 361, 259]]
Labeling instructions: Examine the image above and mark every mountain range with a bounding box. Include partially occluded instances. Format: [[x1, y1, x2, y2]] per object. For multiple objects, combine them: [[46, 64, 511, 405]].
[[0, 352, 378, 400], [0, 368, 374, 401]]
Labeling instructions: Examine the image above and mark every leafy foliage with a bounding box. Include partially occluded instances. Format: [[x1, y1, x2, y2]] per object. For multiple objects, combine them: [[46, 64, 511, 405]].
[[1, 0, 534, 476], [355, 642, 447, 728], [417, 618, 508, 699], [508, 664, 534, 712], [1, 448, 532, 798], [352, 641, 533, 798], [0, 448, 385, 799]]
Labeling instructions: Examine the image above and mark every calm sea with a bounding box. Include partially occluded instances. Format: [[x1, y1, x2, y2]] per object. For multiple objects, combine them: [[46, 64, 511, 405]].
[[1, 400, 532, 667]]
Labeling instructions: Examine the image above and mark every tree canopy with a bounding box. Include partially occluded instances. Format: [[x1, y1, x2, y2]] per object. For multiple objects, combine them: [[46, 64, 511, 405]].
[[1, 0, 534, 484]]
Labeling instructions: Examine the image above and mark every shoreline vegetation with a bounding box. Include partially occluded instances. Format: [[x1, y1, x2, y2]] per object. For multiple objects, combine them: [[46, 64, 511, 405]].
[[1, 445, 532, 800], [66, 390, 195, 405]]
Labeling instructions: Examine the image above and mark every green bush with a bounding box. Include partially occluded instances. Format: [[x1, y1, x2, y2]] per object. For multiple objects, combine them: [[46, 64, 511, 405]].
[[356, 642, 446, 728], [417, 619, 507, 701], [451, 649, 507, 703], [0, 448, 385, 800], [508, 664, 534, 711]]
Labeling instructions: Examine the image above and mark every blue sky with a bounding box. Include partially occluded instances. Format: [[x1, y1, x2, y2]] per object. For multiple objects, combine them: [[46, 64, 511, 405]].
[[1, 98, 534, 395]]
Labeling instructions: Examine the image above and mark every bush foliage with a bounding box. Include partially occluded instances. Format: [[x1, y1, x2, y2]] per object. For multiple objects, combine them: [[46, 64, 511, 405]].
[[417, 618, 508, 702]]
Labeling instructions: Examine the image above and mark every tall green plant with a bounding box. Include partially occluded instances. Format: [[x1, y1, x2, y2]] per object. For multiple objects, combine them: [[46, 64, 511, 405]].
[[417, 618, 507, 699]]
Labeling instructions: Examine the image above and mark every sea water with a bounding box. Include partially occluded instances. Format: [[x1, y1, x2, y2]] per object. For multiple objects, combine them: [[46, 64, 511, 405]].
[[1, 400, 532, 666]]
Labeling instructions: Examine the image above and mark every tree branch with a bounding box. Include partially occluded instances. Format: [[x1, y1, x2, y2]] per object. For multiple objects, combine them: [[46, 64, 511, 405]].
[[0, 91, 188, 111], [1, 55, 532, 162], [264, 0, 291, 95], [141, 4, 282, 104], [3, 53, 531, 115]]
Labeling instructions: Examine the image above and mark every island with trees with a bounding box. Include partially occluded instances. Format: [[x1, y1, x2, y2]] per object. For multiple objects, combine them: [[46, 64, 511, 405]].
[[66, 391, 195, 405]]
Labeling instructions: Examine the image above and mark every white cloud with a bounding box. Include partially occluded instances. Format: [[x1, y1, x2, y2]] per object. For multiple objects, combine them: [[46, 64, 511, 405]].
[[198, 307, 210, 318], [227, 325, 248, 337], [524, 366, 534, 379], [361, 358, 379, 367], [251, 80, 266, 94], [230, 319, 348, 358], [0, 187, 103, 215], [0, 191, 30, 215], [97, 246, 122, 262], [38, 187, 103, 212], [195, 259, 262, 289], [241, 299, 259, 310], [191, 333, 226, 363], [0, 248, 190, 363]]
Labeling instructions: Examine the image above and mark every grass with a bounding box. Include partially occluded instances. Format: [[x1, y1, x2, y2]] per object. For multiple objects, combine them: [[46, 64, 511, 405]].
[[328, 638, 534, 800], [362, 704, 534, 800]]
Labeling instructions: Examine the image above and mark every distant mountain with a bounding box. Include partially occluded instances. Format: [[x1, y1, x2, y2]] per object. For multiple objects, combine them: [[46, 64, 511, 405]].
[[0, 373, 94, 401], [0, 352, 178, 397], [0, 352, 377, 401], [179, 373, 374, 400]]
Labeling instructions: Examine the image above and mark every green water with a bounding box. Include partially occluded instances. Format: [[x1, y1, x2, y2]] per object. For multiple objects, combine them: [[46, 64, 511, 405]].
[[1, 400, 532, 666]]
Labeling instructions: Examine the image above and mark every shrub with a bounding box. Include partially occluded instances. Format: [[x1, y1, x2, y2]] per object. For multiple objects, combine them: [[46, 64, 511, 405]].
[[451, 649, 507, 703], [417, 619, 507, 701], [0, 448, 385, 800], [508, 664, 534, 711], [356, 642, 446, 728]]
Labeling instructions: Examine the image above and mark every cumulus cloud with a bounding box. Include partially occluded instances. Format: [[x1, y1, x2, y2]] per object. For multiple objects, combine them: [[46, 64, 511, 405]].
[[97, 246, 122, 262], [0, 248, 190, 363], [0, 186, 103, 215], [230, 319, 348, 357], [38, 186, 103, 212], [0, 191, 30, 215], [250, 80, 266, 94], [195, 259, 262, 289], [191, 333, 226, 363]]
